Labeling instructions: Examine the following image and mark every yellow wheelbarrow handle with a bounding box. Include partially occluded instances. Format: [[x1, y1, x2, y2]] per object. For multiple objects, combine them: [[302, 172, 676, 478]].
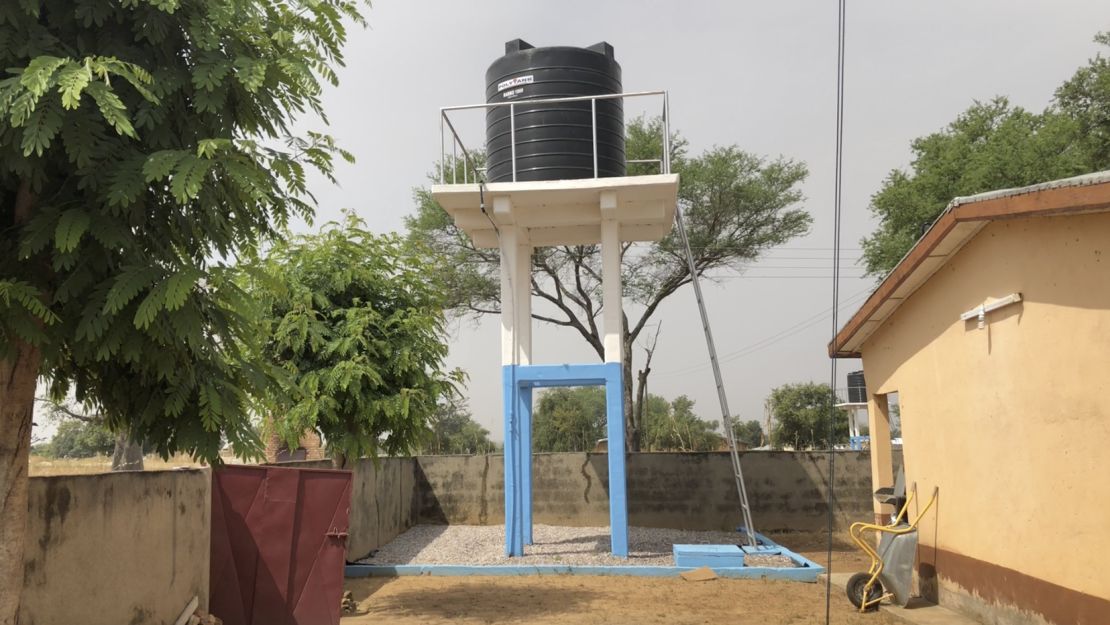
[[848, 485, 939, 612]]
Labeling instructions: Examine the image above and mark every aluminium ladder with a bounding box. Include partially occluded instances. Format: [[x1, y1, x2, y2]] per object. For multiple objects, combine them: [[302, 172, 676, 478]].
[[673, 203, 759, 548]]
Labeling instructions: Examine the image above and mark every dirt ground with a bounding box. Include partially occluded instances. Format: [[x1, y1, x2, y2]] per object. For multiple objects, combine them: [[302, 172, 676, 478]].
[[771, 530, 874, 573], [342, 575, 894, 625], [342, 531, 888, 625]]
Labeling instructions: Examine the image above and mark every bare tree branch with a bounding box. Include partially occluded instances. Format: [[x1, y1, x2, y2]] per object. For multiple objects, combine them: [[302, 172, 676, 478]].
[[34, 398, 102, 423], [570, 248, 601, 342], [531, 313, 576, 327], [531, 276, 604, 356]]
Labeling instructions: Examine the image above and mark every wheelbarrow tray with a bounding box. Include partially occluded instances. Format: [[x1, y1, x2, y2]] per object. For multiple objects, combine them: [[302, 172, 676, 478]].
[[876, 526, 919, 607]]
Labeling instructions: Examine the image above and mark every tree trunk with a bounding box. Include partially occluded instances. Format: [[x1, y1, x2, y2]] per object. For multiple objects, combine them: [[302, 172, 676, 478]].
[[621, 335, 640, 452], [0, 341, 41, 625], [111, 434, 144, 471], [633, 367, 648, 451], [631, 325, 660, 454]]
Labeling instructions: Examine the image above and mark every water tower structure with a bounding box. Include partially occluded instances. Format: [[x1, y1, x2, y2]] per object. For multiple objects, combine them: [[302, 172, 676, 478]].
[[433, 39, 679, 557]]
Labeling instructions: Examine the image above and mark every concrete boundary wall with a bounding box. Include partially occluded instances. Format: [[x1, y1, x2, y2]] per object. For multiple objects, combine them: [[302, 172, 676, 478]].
[[15, 451, 885, 624], [346, 457, 415, 559], [281, 451, 895, 557], [21, 468, 211, 625], [413, 451, 887, 533]]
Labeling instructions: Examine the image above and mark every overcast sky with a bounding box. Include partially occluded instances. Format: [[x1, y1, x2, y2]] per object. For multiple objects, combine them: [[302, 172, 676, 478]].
[[290, 0, 1108, 439]]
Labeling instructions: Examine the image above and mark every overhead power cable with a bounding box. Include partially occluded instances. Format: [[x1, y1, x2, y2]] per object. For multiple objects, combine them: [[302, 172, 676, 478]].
[[654, 288, 869, 379], [825, 0, 848, 623]]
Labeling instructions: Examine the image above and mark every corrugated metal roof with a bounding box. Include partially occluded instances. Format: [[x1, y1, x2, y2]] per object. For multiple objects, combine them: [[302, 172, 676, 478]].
[[948, 170, 1110, 208]]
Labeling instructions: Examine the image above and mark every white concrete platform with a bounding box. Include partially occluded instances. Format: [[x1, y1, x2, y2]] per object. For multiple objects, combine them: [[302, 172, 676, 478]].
[[431, 173, 679, 248]]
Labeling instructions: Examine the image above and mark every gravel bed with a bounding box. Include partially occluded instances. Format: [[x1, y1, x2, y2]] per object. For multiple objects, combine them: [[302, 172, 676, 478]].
[[744, 554, 799, 568], [361, 524, 774, 567]]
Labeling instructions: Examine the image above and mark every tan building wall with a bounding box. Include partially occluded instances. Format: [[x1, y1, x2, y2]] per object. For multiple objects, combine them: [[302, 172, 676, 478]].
[[21, 469, 211, 625], [859, 212, 1110, 624]]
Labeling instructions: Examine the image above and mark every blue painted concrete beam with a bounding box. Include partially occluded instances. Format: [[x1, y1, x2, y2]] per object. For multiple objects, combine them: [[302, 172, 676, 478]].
[[502, 362, 627, 558]]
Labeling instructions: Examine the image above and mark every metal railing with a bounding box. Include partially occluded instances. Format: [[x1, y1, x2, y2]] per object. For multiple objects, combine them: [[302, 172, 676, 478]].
[[438, 90, 671, 184]]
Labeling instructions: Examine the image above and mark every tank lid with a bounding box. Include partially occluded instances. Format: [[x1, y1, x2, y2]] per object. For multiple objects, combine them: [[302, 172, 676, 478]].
[[504, 38, 534, 54], [501, 38, 616, 59], [586, 41, 615, 59]]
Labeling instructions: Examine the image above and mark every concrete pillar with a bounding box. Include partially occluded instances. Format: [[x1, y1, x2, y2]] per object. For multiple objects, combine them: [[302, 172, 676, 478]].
[[598, 190, 628, 557], [600, 191, 622, 364], [868, 393, 895, 526], [516, 236, 532, 366], [495, 196, 518, 367], [605, 363, 628, 557], [496, 194, 536, 556], [514, 231, 533, 545], [519, 385, 533, 546], [502, 366, 522, 556]]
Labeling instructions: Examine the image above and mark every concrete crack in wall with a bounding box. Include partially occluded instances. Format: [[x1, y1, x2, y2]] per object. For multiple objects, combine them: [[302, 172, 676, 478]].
[[478, 455, 489, 524]]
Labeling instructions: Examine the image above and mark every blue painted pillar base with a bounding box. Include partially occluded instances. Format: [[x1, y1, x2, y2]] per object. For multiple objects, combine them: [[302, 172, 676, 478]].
[[502, 363, 627, 558]]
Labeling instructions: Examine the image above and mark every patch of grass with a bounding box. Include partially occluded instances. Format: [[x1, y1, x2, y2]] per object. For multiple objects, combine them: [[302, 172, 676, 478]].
[[28, 453, 246, 476]]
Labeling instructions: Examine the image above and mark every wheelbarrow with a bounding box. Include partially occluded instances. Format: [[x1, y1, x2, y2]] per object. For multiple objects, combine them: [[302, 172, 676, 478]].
[[846, 482, 939, 612]]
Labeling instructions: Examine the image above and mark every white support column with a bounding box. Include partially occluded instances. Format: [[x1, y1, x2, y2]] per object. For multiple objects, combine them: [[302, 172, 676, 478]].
[[495, 196, 519, 366], [600, 190, 622, 364], [515, 232, 532, 366]]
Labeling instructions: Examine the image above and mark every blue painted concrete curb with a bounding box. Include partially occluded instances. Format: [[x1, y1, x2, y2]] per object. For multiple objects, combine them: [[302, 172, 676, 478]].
[[345, 562, 823, 582], [345, 534, 825, 583]]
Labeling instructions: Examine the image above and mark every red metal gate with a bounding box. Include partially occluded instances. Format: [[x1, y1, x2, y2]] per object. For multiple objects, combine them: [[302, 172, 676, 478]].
[[210, 464, 352, 625]]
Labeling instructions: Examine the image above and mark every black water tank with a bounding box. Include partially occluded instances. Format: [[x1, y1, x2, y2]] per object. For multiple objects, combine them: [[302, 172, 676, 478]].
[[847, 371, 867, 403], [485, 39, 625, 183]]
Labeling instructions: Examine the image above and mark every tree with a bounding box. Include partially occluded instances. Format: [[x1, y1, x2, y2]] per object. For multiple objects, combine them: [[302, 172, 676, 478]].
[[889, 401, 902, 439], [45, 419, 116, 459], [422, 400, 498, 455], [0, 0, 366, 616], [533, 387, 723, 453], [768, 382, 848, 450], [861, 32, 1110, 277], [532, 387, 607, 453], [35, 398, 145, 470], [732, 419, 765, 449], [641, 394, 722, 452], [1055, 32, 1110, 170], [246, 214, 462, 467], [406, 117, 811, 452]]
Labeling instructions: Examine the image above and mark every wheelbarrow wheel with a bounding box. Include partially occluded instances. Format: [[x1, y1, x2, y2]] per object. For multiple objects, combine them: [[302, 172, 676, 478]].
[[846, 572, 883, 611]]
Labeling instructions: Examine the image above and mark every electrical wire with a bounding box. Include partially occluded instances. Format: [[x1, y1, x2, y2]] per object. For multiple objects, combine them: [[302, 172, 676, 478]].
[[654, 288, 871, 378], [826, 0, 848, 623]]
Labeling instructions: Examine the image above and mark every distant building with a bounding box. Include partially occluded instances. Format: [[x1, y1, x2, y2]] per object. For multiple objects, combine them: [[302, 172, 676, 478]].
[[830, 173, 1110, 625], [262, 418, 326, 463]]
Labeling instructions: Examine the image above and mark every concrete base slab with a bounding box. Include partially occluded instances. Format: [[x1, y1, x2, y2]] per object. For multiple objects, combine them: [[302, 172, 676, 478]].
[[349, 529, 824, 582], [827, 573, 983, 625]]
